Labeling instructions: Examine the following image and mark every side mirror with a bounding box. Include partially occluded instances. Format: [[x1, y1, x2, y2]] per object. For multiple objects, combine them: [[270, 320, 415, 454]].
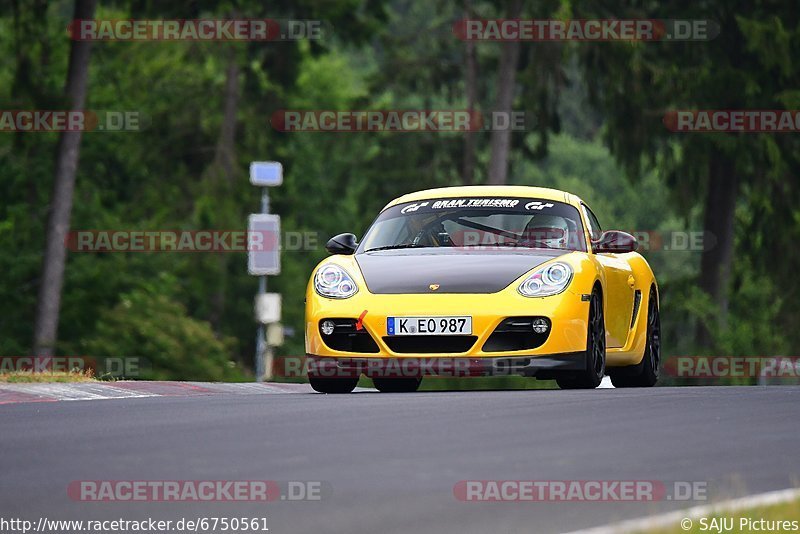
[[593, 230, 638, 254], [325, 233, 358, 255]]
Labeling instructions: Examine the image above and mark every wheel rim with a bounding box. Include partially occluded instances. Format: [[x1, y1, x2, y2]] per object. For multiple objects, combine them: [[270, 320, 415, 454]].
[[647, 293, 661, 372], [590, 294, 605, 376]]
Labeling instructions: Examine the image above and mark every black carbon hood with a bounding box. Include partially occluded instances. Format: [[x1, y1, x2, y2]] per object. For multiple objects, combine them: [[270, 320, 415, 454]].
[[355, 249, 568, 294]]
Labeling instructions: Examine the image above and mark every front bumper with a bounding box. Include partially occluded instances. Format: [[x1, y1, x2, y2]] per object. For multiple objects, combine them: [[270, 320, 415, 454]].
[[305, 287, 590, 361], [306, 353, 587, 379]]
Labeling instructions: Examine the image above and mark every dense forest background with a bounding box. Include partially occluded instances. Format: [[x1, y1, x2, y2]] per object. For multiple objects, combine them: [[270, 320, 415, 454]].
[[2, 0, 798, 384]]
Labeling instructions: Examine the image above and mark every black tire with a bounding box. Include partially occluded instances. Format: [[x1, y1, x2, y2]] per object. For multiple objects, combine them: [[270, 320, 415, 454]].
[[610, 287, 660, 388], [556, 288, 606, 389], [372, 377, 422, 393], [308, 376, 358, 394]]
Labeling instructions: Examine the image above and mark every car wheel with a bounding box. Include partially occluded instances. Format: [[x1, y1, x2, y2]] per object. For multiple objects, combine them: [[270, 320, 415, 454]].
[[372, 377, 422, 393], [610, 287, 660, 388], [556, 288, 606, 390], [308, 376, 358, 394]]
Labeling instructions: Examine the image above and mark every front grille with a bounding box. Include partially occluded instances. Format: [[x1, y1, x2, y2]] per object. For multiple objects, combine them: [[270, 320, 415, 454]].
[[320, 319, 380, 353], [482, 317, 550, 352], [382, 335, 477, 354]]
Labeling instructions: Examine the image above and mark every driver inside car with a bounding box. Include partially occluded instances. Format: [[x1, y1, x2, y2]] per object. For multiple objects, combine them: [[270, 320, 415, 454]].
[[521, 214, 571, 249]]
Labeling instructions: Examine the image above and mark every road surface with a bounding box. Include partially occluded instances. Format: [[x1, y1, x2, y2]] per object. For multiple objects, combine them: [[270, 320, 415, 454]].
[[1, 385, 798, 533]]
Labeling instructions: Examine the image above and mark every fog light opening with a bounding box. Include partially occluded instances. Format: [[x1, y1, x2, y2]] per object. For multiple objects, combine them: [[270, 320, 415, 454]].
[[321, 320, 336, 336], [531, 318, 549, 334]]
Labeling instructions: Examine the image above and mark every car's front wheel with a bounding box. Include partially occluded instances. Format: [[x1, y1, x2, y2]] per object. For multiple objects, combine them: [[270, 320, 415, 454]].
[[308, 376, 358, 394], [610, 287, 660, 388], [372, 377, 422, 393], [556, 287, 606, 390]]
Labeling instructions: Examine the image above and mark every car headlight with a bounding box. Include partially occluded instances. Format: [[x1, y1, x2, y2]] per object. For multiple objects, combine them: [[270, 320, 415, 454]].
[[517, 262, 573, 297], [314, 264, 358, 299]]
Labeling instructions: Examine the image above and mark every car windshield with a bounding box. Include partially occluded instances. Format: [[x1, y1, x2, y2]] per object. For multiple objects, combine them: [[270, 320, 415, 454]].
[[360, 197, 587, 253]]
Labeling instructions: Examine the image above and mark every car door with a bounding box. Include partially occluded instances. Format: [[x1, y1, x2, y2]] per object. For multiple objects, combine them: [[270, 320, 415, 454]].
[[582, 205, 635, 348]]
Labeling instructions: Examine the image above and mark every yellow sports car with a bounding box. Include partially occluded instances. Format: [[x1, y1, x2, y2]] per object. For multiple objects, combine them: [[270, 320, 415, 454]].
[[305, 186, 660, 393]]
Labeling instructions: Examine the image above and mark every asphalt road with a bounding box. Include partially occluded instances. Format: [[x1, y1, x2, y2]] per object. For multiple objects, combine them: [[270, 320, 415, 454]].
[[1, 386, 799, 534]]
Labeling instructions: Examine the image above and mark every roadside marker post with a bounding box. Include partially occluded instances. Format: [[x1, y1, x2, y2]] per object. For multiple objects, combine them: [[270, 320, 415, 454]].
[[249, 162, 283, 381]]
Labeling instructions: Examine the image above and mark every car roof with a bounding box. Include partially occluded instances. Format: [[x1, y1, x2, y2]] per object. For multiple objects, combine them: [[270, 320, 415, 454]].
[[382, 185, 584, 211]]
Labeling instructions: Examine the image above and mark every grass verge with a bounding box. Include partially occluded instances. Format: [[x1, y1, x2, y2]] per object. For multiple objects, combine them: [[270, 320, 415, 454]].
[[0, 370, 96, 383]]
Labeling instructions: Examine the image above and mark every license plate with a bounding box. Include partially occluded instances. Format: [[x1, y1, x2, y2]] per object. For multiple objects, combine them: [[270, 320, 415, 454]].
[[387, 316, 472, 336]]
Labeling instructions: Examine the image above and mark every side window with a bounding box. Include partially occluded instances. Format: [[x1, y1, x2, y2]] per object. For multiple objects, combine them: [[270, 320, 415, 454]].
[[582, 205, 603, 241]]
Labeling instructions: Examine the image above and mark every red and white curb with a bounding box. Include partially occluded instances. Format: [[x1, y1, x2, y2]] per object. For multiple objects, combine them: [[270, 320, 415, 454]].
[[0, 381, 315, 405], [0, 378, 612, 405]]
